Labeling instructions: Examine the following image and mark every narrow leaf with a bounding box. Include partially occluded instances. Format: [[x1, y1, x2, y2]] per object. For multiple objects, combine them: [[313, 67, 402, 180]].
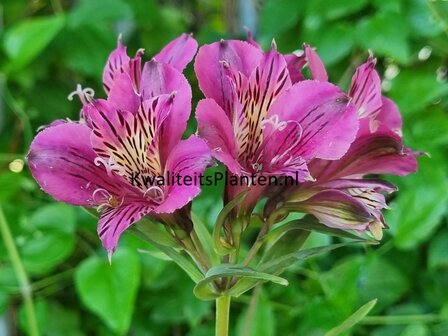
[[212, 191, 247, 255], [131, 223, 203, 283], [325, 299, 378, 336], [193, 264, 288, 300], [191, 212, 220, 265]]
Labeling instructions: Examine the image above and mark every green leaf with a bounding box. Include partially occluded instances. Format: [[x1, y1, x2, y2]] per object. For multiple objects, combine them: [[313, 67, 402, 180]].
[[74, 248, 141, 335], [234, 242, 365, 298], [212, 191, 247, 255], [310, 23, 355, 65], [261, 228, 310, 264], [133, 218, 178, 247], [389, 67, 448, 116], [0, 290, 7, 314], [58, 25, 116, 78], [19, 300, 83, 336], [387, 159, 448, 249], [259, 242, 364, 275], [359, 256, 410, 312], [428, 230, 448, 269], [407, 0, 444, 37], [21, 204, 76, 274], [193, 264, 288, 300], [68, 0, 133, 27], [259, 0, 306, 42], [191, 212, 220, 266], [131, 223, 203, 283], [325, 299, 377, 336], [321, 256, 364, 315], [356, 12, 410, 64], [236, 290, 276, 336], [307, 0, 369, 22], [3, 15, 65, 69]]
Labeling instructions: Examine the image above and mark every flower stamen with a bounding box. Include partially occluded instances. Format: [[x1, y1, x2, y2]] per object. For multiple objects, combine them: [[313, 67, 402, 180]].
[[68, 84, 95, 105]]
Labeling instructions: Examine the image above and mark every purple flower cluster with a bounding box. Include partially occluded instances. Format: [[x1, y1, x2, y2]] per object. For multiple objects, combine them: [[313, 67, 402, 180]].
[[27, 34, 419, 255]]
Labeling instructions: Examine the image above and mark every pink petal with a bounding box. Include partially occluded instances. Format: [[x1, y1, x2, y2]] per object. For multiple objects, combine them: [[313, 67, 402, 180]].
[[102, 37, 143, 95], [89, 96, 175, 189], [318, 178, 396, 194], [154, 33, 198, 71], [374, 97, 402, 133], [194, 40, 262, 114], [292, 190, 373, 230], [196, 98, 241, 174], [348, 57, 382, 119], [261, 121, 313, 181], [312, 124, 418, 179], [98, 203, 153, 253], [27, 122, 118, 206], [228, 48, 292, 167], [107, 72, 140, 113], [102, 38, 130, 94], [267, 80, 359, 161], [304, 44, 328, 81], [284, 53, 306, 83], [155, 136, 211, 213], [140, 60, 191, 160]]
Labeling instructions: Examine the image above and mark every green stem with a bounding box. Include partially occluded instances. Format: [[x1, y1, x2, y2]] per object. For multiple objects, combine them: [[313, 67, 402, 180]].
[[0, 206, 40, 336], [242, 214, 274, 267], [216, 295, 231, 336]]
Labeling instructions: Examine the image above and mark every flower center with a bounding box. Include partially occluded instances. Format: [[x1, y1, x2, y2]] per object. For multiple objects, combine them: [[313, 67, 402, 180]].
[[92, 188, 124, 213]]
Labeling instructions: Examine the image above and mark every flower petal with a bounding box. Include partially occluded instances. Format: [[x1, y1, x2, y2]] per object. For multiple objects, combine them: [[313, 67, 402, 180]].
[[261, 121, 313, 181], [290, 189, 373, 230], [155, 136, 211, 213], [230, 48, 292, 164], [98, 203, 153, 253], [374, 97, 402, 134], [318, 178, 396, 194], [311, 124, 418, 179], [196, 98, 241, 174], [348, 57, 382, 119], [267, 80, 359, 161], [102, 38, 130, 94], [154, 33, 198, 71], [89, 96, 174, 190], [304, 44, 328, 81], [284, 53, 306, 83], [107, 71, 140, 113], [27, 122, 119, 206], [194, 40, 262, 114], [102, 38, 142, 95], [140, 60, 192, 160]]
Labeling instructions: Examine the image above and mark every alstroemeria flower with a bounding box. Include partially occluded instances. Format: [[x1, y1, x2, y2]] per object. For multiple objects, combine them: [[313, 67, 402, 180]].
[[194, 40, 359, 188], [27, 34, 210, 255], [278, 51, 420, 238]]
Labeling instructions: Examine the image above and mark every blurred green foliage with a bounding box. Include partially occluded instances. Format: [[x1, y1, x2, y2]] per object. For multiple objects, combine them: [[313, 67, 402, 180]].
[[0, 0, 447, 335]]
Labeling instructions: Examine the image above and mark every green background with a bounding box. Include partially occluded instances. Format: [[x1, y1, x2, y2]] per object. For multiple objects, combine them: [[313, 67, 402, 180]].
[[0, 0, 447, 335]]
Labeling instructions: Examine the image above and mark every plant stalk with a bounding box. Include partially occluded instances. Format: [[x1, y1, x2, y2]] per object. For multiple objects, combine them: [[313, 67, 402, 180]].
[[216, 295, 231, 336], [0, 205, 40, 336]]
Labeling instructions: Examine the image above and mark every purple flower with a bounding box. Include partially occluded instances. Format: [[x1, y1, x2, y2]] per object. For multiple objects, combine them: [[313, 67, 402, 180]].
[[194, 40, 359, 210], [27, 34, 210, 255], [280, 51, 420, 239]]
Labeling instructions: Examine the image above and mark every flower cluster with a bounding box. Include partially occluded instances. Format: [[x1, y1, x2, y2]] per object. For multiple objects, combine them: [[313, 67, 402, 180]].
[[27, 33, 418, 259]]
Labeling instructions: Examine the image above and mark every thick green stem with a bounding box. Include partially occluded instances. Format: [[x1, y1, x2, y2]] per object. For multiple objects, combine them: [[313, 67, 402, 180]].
[[0, 206, 40, 336], [216, 295, 231, 336]]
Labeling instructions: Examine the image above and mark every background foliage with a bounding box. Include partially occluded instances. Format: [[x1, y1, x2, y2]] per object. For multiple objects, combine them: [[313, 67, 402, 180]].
[[0, 0, 447, 335]]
